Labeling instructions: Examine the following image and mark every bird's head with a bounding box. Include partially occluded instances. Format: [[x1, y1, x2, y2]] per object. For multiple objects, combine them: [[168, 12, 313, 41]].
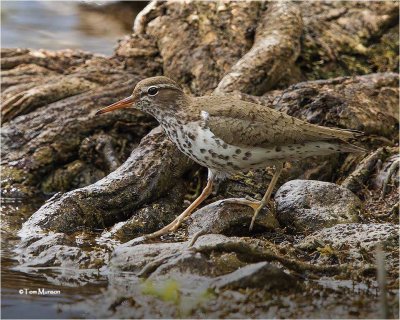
[[95, 76, 187, 117]]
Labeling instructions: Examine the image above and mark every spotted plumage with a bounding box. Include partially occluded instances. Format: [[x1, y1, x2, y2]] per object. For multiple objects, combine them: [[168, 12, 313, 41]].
[[96, 76, 365, 240]]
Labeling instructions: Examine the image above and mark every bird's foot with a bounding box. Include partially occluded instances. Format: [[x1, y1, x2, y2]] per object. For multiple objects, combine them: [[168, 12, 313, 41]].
[[222, 197, 274, 210], [222, 197, 260, 210], [139, 216, 184, 241], [221, 197, 275, 231], [249, 200, 267, 231]]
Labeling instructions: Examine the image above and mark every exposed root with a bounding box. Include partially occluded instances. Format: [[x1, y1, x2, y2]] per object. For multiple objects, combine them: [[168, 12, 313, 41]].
[[80, 133, 122, 172], [1, 76, 97, 122], [215, 2, 303, 95], [138, 253, 180, 278], [381, 157, 399, 197], [342, 148, 386, 193], [194, 238, 344, 276], [133, 1, 164, 35]]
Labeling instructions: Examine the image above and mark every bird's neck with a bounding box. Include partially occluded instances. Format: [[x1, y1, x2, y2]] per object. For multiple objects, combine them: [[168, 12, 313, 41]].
[[157, 109, 192, 129], [146, 96, 195, 126]]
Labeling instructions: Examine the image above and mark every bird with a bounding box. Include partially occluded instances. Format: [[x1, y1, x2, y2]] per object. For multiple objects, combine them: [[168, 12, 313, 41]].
[[96, 76, 365, 240]]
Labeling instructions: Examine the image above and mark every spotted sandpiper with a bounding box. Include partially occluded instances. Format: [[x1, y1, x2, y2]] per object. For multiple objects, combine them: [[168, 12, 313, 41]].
[[96, 76, 364, 239]]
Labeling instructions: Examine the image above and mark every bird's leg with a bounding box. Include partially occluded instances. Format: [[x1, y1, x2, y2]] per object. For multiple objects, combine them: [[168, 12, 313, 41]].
[[169, 176, 214, 231], [222, 163, 283, 231], [143, 170, 215, 240], [249, 162, 283, 230]]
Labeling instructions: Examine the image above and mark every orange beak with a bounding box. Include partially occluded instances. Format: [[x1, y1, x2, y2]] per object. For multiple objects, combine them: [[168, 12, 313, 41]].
[[95, 95, 135, 115]]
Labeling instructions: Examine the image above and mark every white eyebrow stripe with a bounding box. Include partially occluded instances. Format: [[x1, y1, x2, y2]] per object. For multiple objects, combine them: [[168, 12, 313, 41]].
[[142, 84, 181, 93]]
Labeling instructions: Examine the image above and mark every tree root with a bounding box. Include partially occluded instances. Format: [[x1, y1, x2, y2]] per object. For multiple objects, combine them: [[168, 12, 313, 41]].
[[216, 2, 303, 95], [0, 48, 93, 72], [342, 147, 399, 195], [18, 127, 193, 234], [381, 156, 399, 197], [1, 76, 98, 123], [137, 253, 181, 278], [341, 148, 387, 193], [194, 237, 344, 276]]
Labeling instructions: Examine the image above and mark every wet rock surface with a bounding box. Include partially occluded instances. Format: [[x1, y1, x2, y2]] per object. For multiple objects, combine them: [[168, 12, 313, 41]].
[[211, 261, 297, 291], [110, 240, 186, 274], [275, 180, 361, 233], [111, 235, 261, 277], [105, 233, 301, 307], [16, 231, 108, 272]]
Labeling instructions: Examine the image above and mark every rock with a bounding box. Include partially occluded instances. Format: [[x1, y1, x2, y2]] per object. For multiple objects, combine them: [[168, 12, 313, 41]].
[[187, 199, 279, 237], [15, 231, 108, 271], [275, 180, 361, 233], [19, 245, 86, 268], [109, 240, 186, 273], [109, 233, 285, 280], [16, 232, 70, 261], [146, 251, 214, 292], [109, 234, 235, 275], [297, 223, 398, 251], [211, 261, 297, 291], [150, 250, 213, 278], [107, 233, 299, 305], [297, 223, 399, 268], [108, 234, 248, 293]]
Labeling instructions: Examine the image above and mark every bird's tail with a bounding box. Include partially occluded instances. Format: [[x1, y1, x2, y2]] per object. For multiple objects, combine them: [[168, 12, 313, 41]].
[[338, 141, 367, 153], [316, 126, 366, 153], [320, 126, 364, 140]]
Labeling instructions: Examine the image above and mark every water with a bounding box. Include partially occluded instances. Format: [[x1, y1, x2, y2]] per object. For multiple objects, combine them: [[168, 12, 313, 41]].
[[0, 2, 143, 317], [1, 200, 108, 319], [1, 1, 135, 55]]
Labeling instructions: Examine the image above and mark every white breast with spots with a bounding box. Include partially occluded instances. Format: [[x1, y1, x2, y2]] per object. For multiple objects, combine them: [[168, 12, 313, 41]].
[[162, 116, 343, 172], [183, 122, 279, 171]]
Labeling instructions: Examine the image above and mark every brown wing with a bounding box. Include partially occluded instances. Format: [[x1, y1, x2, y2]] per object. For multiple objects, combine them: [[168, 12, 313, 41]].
[[195, 95, 359, 149]]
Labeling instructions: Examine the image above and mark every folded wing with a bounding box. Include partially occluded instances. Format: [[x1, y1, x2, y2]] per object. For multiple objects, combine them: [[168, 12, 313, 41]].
[[197, 95, 363, 151]]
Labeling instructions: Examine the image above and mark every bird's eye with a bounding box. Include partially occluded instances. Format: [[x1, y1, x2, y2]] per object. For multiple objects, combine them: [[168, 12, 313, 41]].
[[147, 86, 158, 96]]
